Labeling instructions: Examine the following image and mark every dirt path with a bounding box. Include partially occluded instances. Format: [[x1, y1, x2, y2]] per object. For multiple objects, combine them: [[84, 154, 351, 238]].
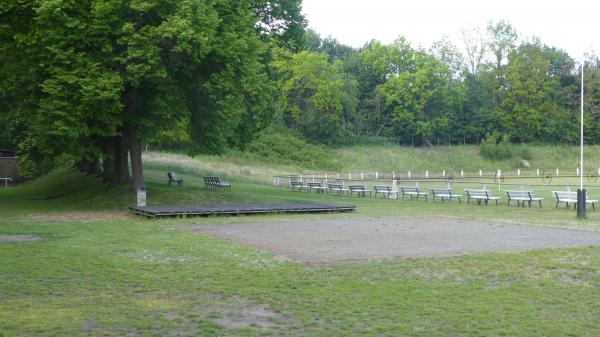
[[182, 217, 600, 263]]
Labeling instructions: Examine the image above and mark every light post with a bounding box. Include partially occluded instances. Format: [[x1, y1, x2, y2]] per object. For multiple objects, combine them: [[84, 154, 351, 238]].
[[577, 61, 586, 219]]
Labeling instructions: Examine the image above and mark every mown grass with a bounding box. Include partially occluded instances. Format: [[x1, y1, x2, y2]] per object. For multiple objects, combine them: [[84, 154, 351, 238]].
[[3, 152, 600, 336]]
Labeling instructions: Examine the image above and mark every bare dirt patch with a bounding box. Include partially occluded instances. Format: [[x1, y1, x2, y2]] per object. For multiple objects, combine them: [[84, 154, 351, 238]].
[[210, 304, 281, 329], [181, 217, 600, 264], [26, 211, 129, 223], [0, 234, 42, 243]]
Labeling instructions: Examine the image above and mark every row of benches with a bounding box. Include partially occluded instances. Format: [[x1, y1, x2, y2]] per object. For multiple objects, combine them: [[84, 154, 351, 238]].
[[289, 181, 597, 209], [167, 172, 231, 191]]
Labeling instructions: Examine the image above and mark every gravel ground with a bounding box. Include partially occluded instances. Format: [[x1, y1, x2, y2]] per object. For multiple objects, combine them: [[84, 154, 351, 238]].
[[0, 234, 41, 243], [183, 218, 600, 263]]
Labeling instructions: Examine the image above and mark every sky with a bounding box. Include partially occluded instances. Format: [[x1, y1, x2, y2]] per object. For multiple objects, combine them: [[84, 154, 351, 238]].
[[301, 0, 600, 60]]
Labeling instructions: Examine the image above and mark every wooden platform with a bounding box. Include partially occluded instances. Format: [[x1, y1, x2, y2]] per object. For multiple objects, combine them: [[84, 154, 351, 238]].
[[129, 202, 356, 218]]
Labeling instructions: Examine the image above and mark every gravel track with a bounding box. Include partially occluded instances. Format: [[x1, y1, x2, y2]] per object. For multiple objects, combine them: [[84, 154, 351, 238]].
[[183, 217, 600, 263]]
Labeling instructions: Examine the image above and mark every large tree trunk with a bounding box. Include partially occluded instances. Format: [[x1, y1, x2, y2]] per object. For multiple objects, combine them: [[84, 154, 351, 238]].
[[126, 122, 144, 192], [102, 132, 131, 185], [117, 130, 130, 183], [122, 85, 144, 192]]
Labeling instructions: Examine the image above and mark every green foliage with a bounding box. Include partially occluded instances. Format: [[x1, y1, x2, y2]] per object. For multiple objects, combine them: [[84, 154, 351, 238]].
[[274, 50, 358, 144], [480, 133, 512, 160], [246, 128, 340, 170]]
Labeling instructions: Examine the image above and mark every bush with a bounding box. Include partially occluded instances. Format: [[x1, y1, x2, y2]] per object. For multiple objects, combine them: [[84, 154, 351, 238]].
[[480, 133, 512, 160], [246, 128, 341, 170], [514, 146, 533, 160]]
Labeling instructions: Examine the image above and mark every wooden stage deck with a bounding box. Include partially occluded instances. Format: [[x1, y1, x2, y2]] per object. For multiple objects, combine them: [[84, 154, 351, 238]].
[[129, 202, 356, 218]]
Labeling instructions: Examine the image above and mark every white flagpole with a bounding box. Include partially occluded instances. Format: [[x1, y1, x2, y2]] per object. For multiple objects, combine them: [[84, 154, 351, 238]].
[[580, 61, 584, 191]]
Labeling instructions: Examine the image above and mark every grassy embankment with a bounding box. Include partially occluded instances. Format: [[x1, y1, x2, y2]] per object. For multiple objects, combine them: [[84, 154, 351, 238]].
[[2, 144, 600, 336]]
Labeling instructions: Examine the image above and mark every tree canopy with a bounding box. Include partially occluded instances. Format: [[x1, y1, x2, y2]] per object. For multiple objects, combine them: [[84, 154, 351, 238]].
[[1, 11, 598, 187]]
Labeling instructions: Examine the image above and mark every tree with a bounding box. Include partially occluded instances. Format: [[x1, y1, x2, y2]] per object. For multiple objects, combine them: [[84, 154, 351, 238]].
[[486, 20, 518, 107], [274, 50, 358, 144], [461, 27, 486, 75], [1, 0, 301, 191]]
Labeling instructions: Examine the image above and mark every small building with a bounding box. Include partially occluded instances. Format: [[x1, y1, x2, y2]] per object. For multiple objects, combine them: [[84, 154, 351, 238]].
[[0, 149, 19, 183]]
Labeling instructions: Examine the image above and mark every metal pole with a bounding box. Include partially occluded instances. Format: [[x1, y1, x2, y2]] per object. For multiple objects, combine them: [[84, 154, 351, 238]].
[[580, 63, 584, 191], [578, 62, 586, 219]]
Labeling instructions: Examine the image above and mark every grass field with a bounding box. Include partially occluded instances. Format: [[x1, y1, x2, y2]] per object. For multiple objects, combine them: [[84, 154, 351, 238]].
[[3, 147, 600, 336]]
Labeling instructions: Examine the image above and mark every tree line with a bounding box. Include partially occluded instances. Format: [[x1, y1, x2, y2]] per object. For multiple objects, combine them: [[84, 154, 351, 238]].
[[1, 2, 600, 192], [293, 22, 600, 147]]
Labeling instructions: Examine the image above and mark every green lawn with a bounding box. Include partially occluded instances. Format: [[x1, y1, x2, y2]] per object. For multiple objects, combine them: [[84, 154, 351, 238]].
[[2, 168, 600, 336]]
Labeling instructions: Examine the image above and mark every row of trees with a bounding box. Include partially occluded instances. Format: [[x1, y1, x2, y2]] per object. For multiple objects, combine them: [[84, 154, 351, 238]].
[[283, 22, 600, 146], [2, 3, 600, 191]]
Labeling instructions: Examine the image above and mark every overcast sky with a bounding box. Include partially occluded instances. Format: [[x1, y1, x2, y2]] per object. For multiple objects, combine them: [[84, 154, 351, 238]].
[[302, 0, 600, 60]]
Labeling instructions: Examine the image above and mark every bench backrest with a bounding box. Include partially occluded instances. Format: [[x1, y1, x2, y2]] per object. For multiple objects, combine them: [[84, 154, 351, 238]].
[[400, 186, 419, 193], [465, 189, 490, 198], [374, 185, 392, 191], [308, 182, 323, 187], [291, 181, 303, 186], [348, 185, 366, 191], [553, 191, 577, 200], [328, 183, 342, 189], [431, 188, 452, 195], [505, 190, 531, 199]]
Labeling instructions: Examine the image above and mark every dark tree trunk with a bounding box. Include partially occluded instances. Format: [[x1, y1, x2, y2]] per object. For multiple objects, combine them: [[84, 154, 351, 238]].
[[126, 122, 144, 192], [122, 85, 143, 192], [117, 130, 130, 183], [103, 132, 130, 185]]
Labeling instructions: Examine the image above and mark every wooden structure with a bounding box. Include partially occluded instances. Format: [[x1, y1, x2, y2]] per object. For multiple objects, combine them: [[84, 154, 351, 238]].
[[130, 202, 356, 218], [0, 156, 19, 183]]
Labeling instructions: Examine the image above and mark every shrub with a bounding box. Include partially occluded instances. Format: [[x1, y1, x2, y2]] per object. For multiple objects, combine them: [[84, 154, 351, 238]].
[[480, 133, 512, 160], [246, 128, 341, 170]]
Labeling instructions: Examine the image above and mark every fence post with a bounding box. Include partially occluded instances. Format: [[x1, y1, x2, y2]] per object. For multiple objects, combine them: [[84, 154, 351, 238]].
[[517, 169, 520, 176], [442, 170, 446, 177], [361, 172, 364, 180], [556, 168, 560, 176], [537, 169, 540, 176], [461, 170, 464, 177], [479, 170, 482, 177], [375, 172, 378, 179], [426, 171, 429, 179], [325, 172, 328, 183], [391, 179, 398, 199], [408, 171, 411, 179]]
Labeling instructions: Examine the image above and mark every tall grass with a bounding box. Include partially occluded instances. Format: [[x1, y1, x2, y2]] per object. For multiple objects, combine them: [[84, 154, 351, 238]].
[[143, 144, 600, 184], [143, 151, 301, 185], [335, 144, 600, 174]]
